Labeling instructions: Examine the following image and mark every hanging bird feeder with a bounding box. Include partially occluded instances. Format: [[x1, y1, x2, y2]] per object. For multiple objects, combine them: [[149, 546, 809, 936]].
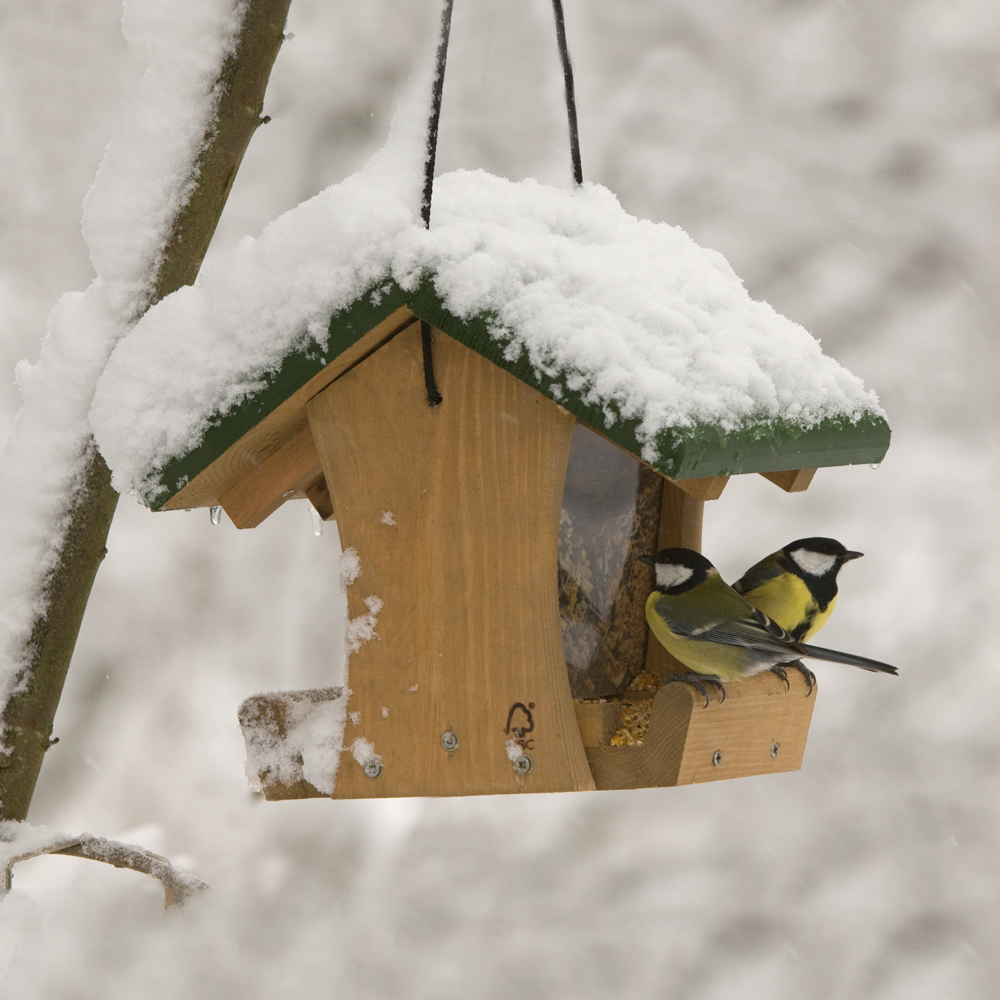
[[90, 1, 890, 800]]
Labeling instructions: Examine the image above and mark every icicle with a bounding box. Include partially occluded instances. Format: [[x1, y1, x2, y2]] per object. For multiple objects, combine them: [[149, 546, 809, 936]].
[[310, 504, 323, 537], [210, 505, 222, 525]]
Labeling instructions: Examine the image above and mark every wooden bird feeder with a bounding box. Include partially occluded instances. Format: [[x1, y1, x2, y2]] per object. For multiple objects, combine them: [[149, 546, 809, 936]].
[[139, 272, 890, 800]]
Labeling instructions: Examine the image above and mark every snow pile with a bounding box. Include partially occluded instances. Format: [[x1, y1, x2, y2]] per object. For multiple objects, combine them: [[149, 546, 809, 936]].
[[0, 0, 245, 705], [83, 0, 246, 323], [240, 688, 347, 797], [0, 821, 80, 870], [349, 737, 381, 770], [91, 165, 883, 499], [344, 595, 383, 655], [90, 65, 434, 500]]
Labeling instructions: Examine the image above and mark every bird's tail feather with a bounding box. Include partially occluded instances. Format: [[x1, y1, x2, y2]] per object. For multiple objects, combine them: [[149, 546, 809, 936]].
[[796, 642, 898, 675]]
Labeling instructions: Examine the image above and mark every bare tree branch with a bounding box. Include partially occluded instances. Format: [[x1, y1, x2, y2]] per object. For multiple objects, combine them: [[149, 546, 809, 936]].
[[1, 832, 209, 909]]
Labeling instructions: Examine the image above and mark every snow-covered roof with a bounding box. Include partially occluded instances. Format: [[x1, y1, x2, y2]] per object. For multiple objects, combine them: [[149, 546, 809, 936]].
[[90, 167, 889, 509]]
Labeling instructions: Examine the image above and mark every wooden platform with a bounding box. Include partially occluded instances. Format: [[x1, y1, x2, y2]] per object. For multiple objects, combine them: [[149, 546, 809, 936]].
[[577, 669, 815, 789], [240, 670, 815, 798]]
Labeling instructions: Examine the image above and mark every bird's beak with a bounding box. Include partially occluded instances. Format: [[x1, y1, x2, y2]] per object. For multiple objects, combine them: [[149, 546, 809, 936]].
[[843, 550, 864, 561], [637, 554, 655, 566]]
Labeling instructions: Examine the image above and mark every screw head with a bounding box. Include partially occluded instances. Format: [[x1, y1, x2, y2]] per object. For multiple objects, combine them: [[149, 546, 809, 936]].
[[513, 754, 533, 776], [363, 759, 383, 779], [440, 730, 459, 752], [712, 749, 723, 767], [770, 742, 780, 759]]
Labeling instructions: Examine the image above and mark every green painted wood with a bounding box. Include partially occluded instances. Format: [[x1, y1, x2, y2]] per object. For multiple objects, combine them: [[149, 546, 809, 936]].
[[149, 276, 890, 510], [151, 283, 408, 508]]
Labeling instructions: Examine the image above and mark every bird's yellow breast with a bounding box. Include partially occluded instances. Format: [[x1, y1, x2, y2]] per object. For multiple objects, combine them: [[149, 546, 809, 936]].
[[741, 574, 837, 640]]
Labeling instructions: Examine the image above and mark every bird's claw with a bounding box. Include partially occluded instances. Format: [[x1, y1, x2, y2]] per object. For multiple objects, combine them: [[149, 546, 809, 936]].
[[774, 659, 815, 696], [661, 673, 726, 708], [788, 660, 816, 696]]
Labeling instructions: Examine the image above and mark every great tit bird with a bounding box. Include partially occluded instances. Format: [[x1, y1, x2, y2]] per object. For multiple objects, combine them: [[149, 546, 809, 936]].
[[640, 548, 896, 705], [731, 537, 864, 693], [733, 537, 863, 639]]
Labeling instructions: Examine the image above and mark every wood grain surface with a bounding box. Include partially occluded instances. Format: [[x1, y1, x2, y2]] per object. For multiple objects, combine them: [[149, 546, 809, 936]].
[[307, 324, 595, 798], [645, 478, 705, 677], [162, 308, 416, 511], [760, 468, 818, 493], [219, 424, 324, 528], [673, 475, 729, 501], [584, 669, 815, 789]]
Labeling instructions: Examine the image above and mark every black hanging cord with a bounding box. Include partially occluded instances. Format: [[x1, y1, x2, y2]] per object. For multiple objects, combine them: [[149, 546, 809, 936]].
[[419, 0, 454, 407], [552, 0, 583, 186], [421, 0, 455, 228], [418, 0, 583, 403], [420, 320, 443, 406]]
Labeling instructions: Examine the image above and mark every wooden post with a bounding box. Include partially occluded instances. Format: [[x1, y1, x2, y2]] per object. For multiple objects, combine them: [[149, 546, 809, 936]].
[[306, 325, 595, 797]]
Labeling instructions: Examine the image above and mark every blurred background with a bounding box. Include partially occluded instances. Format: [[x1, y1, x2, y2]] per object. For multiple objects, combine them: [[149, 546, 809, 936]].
[[2, 0, 999, 995]]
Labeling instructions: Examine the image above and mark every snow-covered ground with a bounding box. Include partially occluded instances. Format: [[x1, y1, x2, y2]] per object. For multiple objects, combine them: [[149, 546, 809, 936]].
[[2, 0, 999, 996]]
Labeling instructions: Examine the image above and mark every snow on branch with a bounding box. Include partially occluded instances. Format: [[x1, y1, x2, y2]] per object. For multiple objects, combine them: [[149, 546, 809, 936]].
[[0, 822, 209, 908]]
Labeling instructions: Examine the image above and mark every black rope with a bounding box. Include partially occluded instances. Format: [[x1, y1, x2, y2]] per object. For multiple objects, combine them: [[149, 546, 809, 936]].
[[552, 0, 583, 186], [421, 320, 443, 406], [419, 0, 454, 407], [421, 0, 455, 228]]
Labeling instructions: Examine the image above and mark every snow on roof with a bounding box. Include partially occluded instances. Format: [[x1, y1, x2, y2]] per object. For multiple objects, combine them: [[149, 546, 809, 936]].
[[90, 161, 883, 501]]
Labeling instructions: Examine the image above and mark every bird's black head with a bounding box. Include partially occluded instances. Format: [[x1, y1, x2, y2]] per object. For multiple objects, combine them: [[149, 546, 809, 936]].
[[780, 537, 863, 580], [638, 547, 716, 594]]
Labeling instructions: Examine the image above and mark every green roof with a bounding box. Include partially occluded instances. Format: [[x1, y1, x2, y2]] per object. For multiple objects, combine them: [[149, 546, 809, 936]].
[[151, 278, 890, 511]]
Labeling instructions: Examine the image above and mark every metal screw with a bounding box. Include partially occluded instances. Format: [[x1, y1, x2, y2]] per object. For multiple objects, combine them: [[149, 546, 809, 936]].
[[440, 730, 459, 752], [712, 750, 723, 767], [363, 759, 383, 779], [770, 742, 780, 759], [513, 754, 533, 776]]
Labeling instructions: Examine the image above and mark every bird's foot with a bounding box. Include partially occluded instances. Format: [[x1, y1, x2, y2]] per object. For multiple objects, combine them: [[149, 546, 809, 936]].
[[661, 672, 726, 708], [789, 660, 816, 696], [777, 659, 815, 696]]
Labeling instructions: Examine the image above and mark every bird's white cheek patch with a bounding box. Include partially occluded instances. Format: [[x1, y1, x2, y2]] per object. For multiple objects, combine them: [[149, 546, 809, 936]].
[[790, 549, 837, 576], [656, 563, 694, 589]]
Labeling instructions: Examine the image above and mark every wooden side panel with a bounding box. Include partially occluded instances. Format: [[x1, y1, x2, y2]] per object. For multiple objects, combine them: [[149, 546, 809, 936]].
[[760, 468, 818, 493], [162, 308, 416, 510], [584, 670, 815, 790], [219, 425, 324, 529], [307, 324, 595, 798]]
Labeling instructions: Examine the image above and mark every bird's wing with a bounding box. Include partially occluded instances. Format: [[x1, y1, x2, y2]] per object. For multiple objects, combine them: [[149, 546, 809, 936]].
[[664, 603, 798, 656], [731, 555, 784, 595]]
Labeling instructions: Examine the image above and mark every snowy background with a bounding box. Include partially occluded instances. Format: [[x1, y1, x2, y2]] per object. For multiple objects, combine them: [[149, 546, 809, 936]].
[[2, 0, 999, 996]]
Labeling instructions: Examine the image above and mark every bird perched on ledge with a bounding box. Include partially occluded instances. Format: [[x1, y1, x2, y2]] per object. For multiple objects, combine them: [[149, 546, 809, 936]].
[[733, 537, 863, 641], [732, 536, 864, 693], [640, 548, 897, 706]]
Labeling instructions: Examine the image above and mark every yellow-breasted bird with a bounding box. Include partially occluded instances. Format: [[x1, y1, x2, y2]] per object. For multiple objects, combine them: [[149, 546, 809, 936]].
[[640, 548, 896, 706], [732, 537, 864, 694]]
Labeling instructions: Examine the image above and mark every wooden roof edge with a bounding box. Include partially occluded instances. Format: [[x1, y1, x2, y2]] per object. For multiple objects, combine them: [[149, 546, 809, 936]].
[[145, 276, 889, 511]]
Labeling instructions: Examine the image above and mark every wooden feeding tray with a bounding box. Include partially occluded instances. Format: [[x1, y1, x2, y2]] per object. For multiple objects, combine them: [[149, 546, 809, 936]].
[[575, 670, 815, 790], [129, 276, 887, 800]]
